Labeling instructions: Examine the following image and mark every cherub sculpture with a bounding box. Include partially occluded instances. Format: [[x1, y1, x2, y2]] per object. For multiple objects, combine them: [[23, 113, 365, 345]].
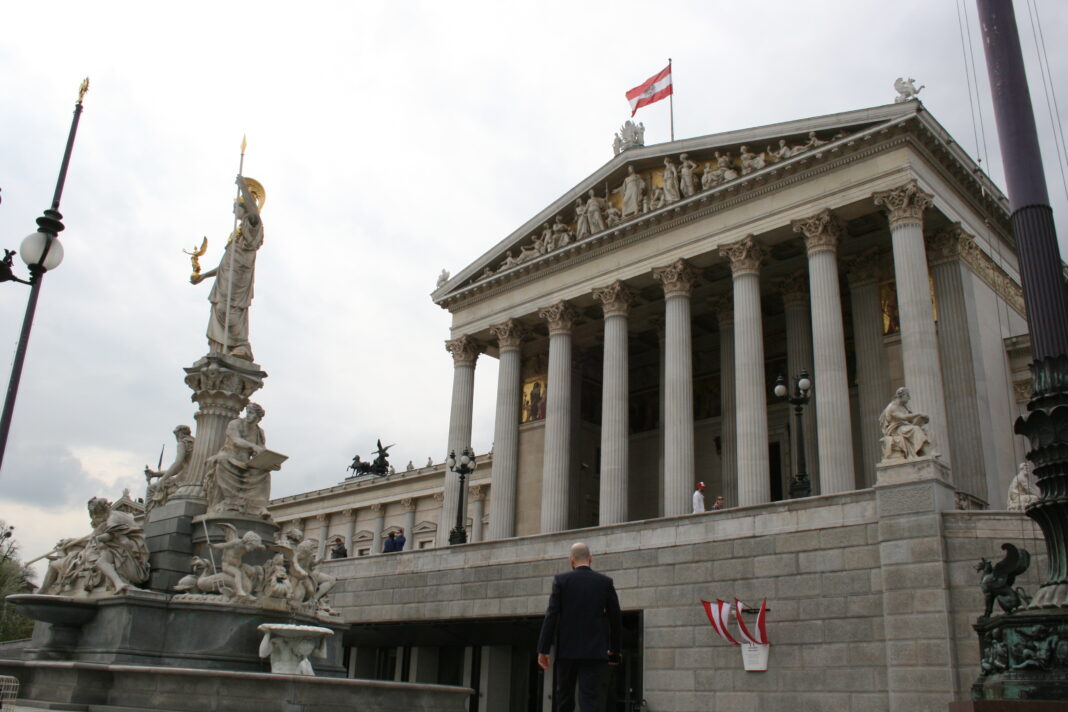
[[211, 523, 264, 600], [977, 543, 1031, 618]]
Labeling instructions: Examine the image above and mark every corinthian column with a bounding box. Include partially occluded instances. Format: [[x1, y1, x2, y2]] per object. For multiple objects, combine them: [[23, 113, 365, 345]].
[[370, 502, 384, 555], [401, 498, 416, 551], [539, 301, 577, 532], [709, 296, 737, 507], [873, 181, 950, 466], [777, 275, 819, 491], [792, 209, 855, 493], [847, 250, 891, 486], [439, 335, 480, 545], [469, 485, 486, 542], [720, 236, 770, 505], [488, 319, 524, 539], [928, 224, 992, 499], [592, 280, 635, 525], [653, 260, 697, 516]]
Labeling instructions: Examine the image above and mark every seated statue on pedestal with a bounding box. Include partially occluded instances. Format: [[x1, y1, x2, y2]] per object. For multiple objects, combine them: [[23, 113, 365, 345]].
[[205, 402, 284, 518], [144, 424, 194, 512], [879, 387, 933, 461], [1007, 461, 1041, 511], [39, 497, 150, 597]]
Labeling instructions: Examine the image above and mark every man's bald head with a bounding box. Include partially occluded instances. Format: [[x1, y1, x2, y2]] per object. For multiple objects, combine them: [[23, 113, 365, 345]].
[[569, 542, 591, 566]]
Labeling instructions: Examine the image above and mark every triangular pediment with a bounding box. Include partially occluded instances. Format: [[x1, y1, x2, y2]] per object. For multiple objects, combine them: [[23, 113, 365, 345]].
[[432, 101, 1008, 310]]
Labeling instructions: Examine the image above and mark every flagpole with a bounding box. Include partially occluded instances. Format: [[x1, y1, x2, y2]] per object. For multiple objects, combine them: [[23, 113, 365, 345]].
[[668, 58, 675, 142]]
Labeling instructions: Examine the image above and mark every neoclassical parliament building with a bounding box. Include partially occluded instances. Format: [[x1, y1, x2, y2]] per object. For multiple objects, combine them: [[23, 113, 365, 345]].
[[269, 101, 1045, 712]]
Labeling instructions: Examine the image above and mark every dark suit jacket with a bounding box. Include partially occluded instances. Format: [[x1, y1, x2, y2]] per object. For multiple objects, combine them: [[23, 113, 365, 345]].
[[537, 565, 622, 660]]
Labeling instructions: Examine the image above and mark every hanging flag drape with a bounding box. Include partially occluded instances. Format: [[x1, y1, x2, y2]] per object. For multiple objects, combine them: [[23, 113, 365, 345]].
[[626, 64, 673, 117], [701, 599, 770, 646]]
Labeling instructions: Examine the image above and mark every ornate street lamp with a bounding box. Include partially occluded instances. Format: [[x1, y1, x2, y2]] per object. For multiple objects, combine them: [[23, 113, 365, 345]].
[[0, 79, 88, 474], [774, 370, 812, 499], [447, 446, 475, 545]]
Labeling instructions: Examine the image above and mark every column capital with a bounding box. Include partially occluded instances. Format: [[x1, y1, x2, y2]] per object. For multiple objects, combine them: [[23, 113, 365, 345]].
[[489, 319, 526, 352], [792, 208, 842, 255], [591, 280, 636, 317], [846, 248, 885, 287], [873, 179, 933, 228], [719, 235, 768, 277], [538, 300, 578, 335], [445, 335, 482, 366], [707, 294, 734, 325], [433, 491, 445, 503], [926, 222, 975, 267], [469, 484, 487, 501], [345, 507, 357, 519], [370, 502, 383, 514], [315, 513, 328, 524], [652, 258, 697, 298], [778, 273, 809, 307], [400, 497, 417, 512]]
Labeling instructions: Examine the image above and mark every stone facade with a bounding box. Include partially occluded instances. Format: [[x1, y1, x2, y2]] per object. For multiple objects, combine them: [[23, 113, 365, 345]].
[[267, 101, 1039, 711]]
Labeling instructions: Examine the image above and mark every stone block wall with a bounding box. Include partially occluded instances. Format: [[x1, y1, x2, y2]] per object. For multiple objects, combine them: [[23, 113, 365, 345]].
[[323, 481, 1045, 712]]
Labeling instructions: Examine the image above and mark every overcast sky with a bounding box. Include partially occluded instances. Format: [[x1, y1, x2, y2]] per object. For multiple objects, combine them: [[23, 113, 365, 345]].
[[2, 1, 1066, 573]]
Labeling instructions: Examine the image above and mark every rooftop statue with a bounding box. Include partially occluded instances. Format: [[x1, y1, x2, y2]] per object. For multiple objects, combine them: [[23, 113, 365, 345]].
[[191, 175, 266, 361], [38, 497, 150, 597], [894, 77, 925, 103], [436, 268, 450, 288], [613, 120, 645, 154], [878, 387, 933, 461]]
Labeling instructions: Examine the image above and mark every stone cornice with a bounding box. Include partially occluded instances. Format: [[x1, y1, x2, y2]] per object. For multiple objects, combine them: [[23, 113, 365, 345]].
[[591, 280, 636, 317], [538, 300, 578, 335], [872, 179, 934, 228], [489, 319, 526, 351], [652, 259, 697, 299], [929, 223, 1026, 317], [720, 235, 768, 277], [436, 115, 1013, 314], [792, 208, 842, 255], [445, 335, 482, 367]]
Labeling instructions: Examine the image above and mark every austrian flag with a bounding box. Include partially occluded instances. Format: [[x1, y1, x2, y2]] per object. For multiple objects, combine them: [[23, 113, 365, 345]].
[[626, 64, 673, 117]]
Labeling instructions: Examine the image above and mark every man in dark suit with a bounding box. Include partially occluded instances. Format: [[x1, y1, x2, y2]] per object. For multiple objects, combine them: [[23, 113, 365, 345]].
[[537, 542, 622, 712]]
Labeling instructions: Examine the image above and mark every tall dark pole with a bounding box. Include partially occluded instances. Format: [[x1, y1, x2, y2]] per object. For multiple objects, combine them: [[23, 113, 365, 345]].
[[972, 2, 1068, 701], [0, 80, 87, 474]]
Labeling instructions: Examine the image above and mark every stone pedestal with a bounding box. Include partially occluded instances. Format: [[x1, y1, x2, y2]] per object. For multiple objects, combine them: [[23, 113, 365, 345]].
[[145, 353, 266, 592], [969, 609, 1068, 703], [875, 456, 951, 487]]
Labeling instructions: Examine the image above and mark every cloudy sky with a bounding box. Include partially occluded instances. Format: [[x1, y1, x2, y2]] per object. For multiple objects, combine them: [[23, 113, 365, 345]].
[[1, 1, 1066, 572]]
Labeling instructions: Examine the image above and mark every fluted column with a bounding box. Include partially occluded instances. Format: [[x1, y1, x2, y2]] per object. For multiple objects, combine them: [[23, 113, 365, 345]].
[[778, 275, 820, 491], [710, 296, 737, 507], [316, 513, 329, 559], [792, 210, 855, 493], [539, 301, 577, 532], [928, 225, 992, 499], [470, 485, 486, 542], [873, 181, 950, 465], [653, 260, 697, 516], [370, 502, 384, 554], [847, 250, 892, 486], [440, 335, 481, 545], [650, 317, 666, 515], [720, 236, 771, 505], [345, 509, 356, 555], [592, 281, 635, 524], [487, 320, 524, 539], [401, 498, 416, 551]]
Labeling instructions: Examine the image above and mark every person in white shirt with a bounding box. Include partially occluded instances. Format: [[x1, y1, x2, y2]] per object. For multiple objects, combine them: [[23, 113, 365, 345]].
[[692, 481, 707, 513]]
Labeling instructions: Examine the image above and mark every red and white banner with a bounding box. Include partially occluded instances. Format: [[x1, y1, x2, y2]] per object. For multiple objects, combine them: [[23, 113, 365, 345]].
[[701, 599, 739, 645], [701, 599, 770, 646], [734, 599, 769, 646], [626, 64, 672, 117]]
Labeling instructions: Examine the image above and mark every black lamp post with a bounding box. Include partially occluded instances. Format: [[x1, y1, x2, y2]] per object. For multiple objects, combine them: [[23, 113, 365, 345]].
[[0, 79, 88, 474], [447, 446, 475, 545], [774, 370, 812, 499]]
